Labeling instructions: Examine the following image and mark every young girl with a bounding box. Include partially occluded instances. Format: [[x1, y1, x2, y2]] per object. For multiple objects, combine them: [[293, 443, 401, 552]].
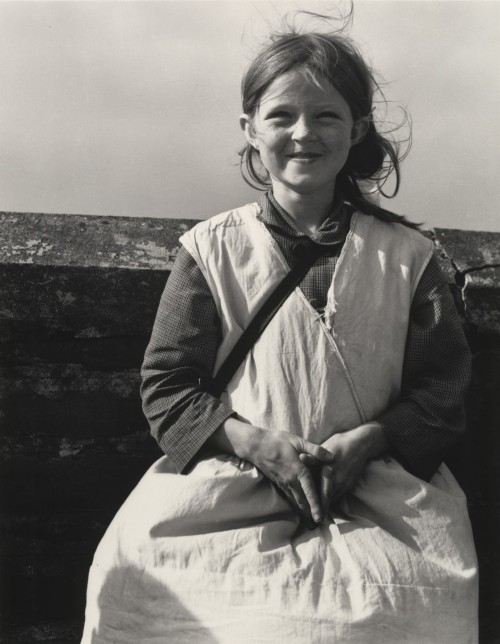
[[82, 20, 478, 644]]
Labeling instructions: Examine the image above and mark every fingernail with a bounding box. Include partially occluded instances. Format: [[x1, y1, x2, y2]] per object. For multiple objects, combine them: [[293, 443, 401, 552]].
[[314, 513, 322, 523]]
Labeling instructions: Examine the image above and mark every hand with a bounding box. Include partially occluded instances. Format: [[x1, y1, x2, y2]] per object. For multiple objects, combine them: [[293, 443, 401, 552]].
[[299, 422, 388, 510], [247, 428, 335, 525]]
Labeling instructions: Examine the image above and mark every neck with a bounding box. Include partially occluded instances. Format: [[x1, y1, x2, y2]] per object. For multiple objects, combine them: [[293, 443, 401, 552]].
[[271, 184, 337, 234]]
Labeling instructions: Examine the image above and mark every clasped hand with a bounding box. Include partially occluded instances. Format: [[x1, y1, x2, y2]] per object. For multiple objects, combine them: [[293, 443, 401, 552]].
[[247, 428, 334, 526], [248, 423, 386, 526]]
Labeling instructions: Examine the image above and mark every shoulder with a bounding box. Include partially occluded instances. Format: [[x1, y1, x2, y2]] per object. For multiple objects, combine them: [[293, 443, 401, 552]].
[[355, 211, 434, 253], [181, 203, 260, 241], [354, 212, 435, 292]]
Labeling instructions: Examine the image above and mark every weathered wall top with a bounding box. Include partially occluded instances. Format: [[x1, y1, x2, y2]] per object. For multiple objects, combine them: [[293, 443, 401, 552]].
[[2, 212, 499, 334], [0, 212, 196, 271], [433, 228, 500, 272], [431, 228, 500, 335], [2, 212, 498, 270]]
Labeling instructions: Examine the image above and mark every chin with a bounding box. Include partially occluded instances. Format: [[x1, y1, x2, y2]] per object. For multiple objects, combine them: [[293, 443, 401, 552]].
[[284, 179, 333, 196]]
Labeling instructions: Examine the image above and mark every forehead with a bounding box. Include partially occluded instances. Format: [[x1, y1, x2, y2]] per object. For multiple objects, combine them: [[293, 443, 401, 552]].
[[258, 68, 348, 110]]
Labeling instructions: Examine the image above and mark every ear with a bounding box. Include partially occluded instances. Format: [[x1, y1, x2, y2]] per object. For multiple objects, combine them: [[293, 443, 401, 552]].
[[350, 117, 370, 147], [239, 114, 259, 150]]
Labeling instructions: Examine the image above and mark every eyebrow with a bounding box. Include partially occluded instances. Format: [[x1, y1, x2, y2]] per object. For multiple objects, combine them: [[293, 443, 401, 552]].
[[260, 99, 345, 112]]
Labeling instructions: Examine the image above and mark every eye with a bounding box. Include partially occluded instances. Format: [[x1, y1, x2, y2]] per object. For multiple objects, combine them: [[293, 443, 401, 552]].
[[317, 111, 341, 120]]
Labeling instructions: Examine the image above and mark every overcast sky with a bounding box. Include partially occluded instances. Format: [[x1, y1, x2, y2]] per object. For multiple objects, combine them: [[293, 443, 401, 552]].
[[1, 0, 499, 231]]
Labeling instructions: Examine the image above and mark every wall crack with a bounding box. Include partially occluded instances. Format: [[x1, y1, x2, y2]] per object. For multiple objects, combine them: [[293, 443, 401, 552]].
[[451, 262, 500, 322]]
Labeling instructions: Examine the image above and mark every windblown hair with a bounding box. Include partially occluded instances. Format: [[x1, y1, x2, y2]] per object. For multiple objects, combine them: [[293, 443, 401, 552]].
[[239, 25, 418, 228]]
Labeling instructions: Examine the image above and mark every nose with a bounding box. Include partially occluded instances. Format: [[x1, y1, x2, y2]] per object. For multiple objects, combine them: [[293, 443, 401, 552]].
[[291, 115, 316, 141]]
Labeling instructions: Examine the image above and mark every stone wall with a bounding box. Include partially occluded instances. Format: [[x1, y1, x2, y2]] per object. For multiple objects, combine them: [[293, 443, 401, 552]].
[[1, 212, 499, 643]]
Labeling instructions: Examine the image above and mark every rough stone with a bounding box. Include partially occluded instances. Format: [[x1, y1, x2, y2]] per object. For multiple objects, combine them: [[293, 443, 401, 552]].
[[430, 228, 500, 334], [0, 263, 168, 341], [0, 621, 83, 643], [0, 212, 196, 270], [433, 228, 500, 272], [464, 266, 500, 334], [0, 369, 147, 440], [1, 453, 158, 514]]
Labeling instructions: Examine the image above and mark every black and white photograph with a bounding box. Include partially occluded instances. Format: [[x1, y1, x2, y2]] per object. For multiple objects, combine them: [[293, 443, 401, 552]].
[[1, 1, 499, 642]]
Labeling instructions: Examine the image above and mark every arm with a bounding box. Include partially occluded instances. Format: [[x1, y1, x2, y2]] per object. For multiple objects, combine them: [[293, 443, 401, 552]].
[[375, 254, 471, 481], [141, 246, 333, 523], [140, 246, 235, 473]]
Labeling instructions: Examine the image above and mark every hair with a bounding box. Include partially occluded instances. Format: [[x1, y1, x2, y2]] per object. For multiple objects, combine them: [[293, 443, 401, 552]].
[[239, 18, 418, 229]]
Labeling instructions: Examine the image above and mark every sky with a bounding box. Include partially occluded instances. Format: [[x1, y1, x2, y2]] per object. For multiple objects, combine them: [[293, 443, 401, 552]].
[[0, 0, 499, 231]]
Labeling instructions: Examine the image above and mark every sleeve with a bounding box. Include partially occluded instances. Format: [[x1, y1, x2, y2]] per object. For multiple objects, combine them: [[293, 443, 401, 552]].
[[140, 245, 235, 473], [375, 253, 472, 481]]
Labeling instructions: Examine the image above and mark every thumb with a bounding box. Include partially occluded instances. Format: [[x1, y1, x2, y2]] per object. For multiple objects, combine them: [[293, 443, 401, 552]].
[[299, 439, 335, 463], [298, 453, 317, 467]]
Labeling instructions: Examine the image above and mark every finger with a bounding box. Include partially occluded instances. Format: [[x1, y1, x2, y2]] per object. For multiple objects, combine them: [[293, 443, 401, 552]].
[[296, 439, 335, 464], [299, 454, 327, 514], [297, 468, 323, 523], [287, 483, 314, 524], [273, 483, 310, 524], [320, 465, 335, 515], [298, 453, 317, 467]]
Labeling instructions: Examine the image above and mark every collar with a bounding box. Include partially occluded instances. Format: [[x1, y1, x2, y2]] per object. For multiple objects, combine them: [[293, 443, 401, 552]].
[[257, 190, 351, 247]]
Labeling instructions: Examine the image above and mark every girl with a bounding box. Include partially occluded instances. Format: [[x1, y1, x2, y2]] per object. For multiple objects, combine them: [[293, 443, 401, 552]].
[[82, 18, 478, 644]]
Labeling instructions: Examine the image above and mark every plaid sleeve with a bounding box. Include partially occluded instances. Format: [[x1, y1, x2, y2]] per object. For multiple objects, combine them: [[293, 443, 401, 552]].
[[376, 254, 472, 481], [140, 246, 235, 473]]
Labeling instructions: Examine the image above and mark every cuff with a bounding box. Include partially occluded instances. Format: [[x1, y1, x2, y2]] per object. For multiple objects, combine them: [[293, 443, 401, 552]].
[[158, 396, 235, 473], [376, 404, 445, 482]]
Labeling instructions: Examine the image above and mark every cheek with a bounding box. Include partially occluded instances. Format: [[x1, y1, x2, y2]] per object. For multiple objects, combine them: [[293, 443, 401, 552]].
[[259, 131, 284, 151], [257, 135, 286, 165], [322, 125, 352, 144], [254, 123, 287, 145]]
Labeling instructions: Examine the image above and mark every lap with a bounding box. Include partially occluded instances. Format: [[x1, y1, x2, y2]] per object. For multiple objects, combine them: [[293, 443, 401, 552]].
[[82, 455, 478, 643]]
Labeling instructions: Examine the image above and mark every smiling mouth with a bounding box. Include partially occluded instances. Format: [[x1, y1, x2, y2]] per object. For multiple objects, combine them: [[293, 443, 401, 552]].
[[287, 152, 322, 159]]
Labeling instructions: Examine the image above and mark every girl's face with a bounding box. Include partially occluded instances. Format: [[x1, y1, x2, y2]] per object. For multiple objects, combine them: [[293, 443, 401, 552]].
[[240, 69, 368, 199]]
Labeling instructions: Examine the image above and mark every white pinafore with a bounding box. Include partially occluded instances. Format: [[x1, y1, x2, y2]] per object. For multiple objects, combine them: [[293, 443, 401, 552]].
[[82, 204, 478, 644]]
